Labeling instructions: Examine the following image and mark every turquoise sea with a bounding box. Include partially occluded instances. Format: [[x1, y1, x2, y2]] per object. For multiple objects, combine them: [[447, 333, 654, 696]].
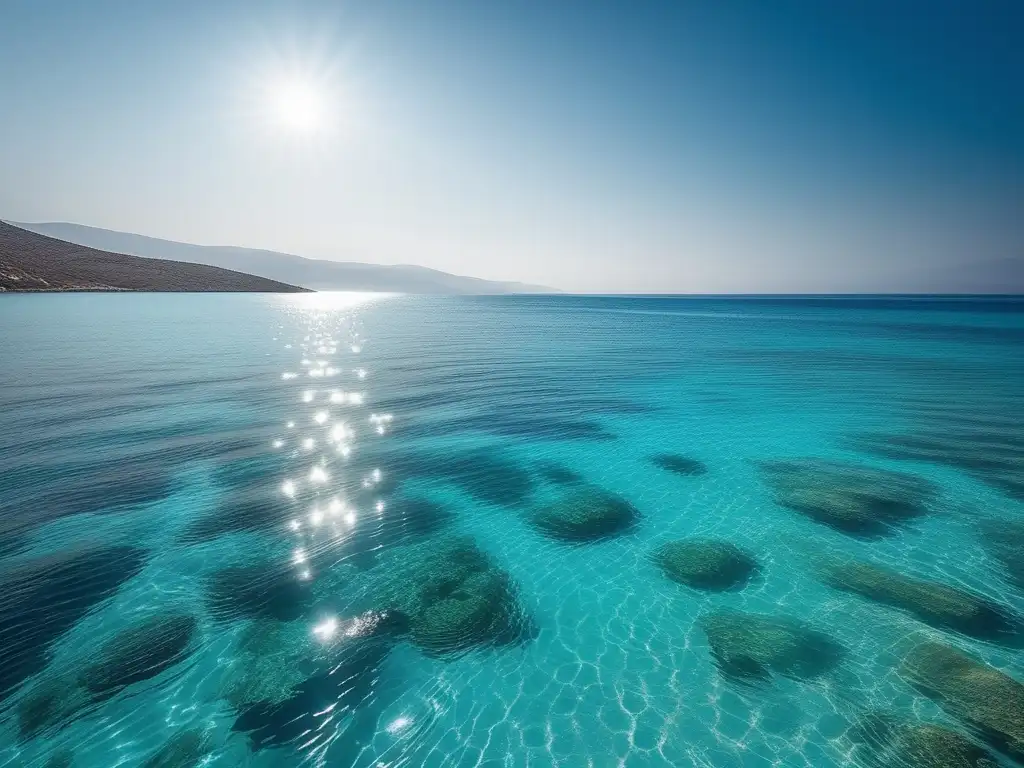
[[0, 293, 1022, 768]]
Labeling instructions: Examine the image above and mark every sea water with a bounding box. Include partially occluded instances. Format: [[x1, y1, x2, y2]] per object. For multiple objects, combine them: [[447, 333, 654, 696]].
[[0, 293, 1022, 767]]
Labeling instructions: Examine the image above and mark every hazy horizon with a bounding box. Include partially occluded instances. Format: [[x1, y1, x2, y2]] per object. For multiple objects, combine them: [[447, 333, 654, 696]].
[[2, 1, 1021, 293]]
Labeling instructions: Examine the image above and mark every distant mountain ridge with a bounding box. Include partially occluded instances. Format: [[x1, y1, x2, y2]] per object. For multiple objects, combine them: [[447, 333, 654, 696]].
[[0, 222, 307, 292], [10, 222, 558, 294]]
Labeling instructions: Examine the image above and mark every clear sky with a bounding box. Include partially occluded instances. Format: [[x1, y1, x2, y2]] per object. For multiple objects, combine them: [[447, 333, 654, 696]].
[[1, 0, 1021, 292]]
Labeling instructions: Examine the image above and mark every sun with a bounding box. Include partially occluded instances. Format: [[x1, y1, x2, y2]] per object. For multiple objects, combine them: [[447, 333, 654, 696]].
[[269, 78, 327, 134], [238, 38, 363, 144]]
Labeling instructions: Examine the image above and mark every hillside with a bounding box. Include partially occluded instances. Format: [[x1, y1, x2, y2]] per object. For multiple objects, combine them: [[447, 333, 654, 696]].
[[12, 222, 557, 294], [0, 222, 308, 292]]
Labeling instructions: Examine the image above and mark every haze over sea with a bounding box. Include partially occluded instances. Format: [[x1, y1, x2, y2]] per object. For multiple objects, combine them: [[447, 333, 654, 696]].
[[1, 293, 1022, 768]]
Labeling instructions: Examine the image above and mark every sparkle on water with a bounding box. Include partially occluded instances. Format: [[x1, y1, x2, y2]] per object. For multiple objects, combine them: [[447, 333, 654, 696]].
[[0, 292, 1022, 768]]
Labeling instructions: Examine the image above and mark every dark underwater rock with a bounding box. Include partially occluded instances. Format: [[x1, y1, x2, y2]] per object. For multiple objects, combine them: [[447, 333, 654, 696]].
[[852, 712, 998, 768], [653, 539, 758, 591], [0, 529, 28, 559], [651, 454, 708, 477], [759, 459, 935, 537], [821, 560, 1018, 643], [391, 449, 535, 507], [375, 497, 454, 548], [537, 463, 584, 486], [140, 729, 209, 768], [16, 614, 197, 738], [222, 606, 408, 716], [979, 519, 1024, 592], [700, 610, 844, 684], [222, 621, 311, 710], [849, 427, 1024, 501], [0, 544, 147, 700], [17, 677, 92, 740], [411, 569, 520, 654], [901, 641, 1024, 761], [304, 496, 454, 575], [890, 725, 999, 768], [408, 541, 528, 655], [81, 613, 197, 697], [531, 487, 639, 542], [232, 637, 392, 752], [445, 450, 536, 506], [0, 456, 175, 531], [180, 494, 290, 544], [43, 748, 75, 768], [211, 451, 288, 489], [355, 536, 533, 656], [453, 412, 614, 442], [205, 563, 313, 623]]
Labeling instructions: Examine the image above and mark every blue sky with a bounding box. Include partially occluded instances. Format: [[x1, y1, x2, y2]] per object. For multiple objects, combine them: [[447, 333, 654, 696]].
[[1, 0, 1020, 292]]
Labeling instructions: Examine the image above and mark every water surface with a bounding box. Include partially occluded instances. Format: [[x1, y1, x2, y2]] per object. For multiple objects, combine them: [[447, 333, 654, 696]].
[[1, 293, 1022, 767]]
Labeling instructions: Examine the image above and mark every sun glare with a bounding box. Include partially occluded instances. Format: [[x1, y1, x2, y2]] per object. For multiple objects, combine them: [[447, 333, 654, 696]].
[[238, 33, 366, 146], [269, 79, 326, 134]]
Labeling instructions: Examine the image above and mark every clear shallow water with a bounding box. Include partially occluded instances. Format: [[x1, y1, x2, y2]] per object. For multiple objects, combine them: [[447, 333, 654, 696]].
[[0, 293, 1022, 767]]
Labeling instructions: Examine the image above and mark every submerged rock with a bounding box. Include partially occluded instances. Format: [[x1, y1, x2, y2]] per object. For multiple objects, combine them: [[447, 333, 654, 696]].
[[759, 459, 935, 537], [81, 613, 197, 697], [372, 496, 455, 550], [531, 487, 639, 542], [979, 519, 1024, 592], [0, 544, 147, 699], [651, 454, 708, 477], [849, 426, 1024, 501], [232, 637, 392, 752], [853, 712, 998, 768], [16, 611, 196, 738], [701, 610, 844, 684], [411, 569, 519, 653], [652, 539, 758, 591], [205, 563, 313, 623], [900, 641, 1024, 761], [391, 449, 535, 507], [408, 540, 528, 654], [222, 606, 408, 714], [892, 724, 999, 768], [17, 677, 92, 740], [292, 497, 454, 575], [43, 749, 75, 768], [222, 621, 312, 710], [184, 501, 275, 543], [355, 536, 532, 656], [180, 493, 290, 544], [537, 463, 584, 486], [821, 560, 1018, 643], [140, 729, 209, 768]]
